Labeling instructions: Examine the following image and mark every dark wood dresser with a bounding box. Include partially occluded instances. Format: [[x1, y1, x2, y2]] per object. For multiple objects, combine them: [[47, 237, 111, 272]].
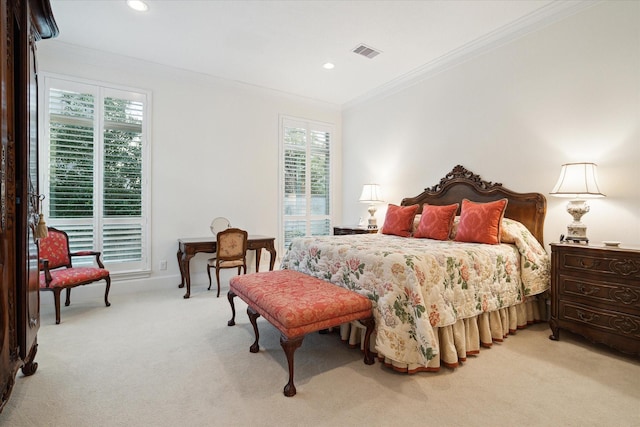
[[549, 242, 640, 356], [333, 226, 378, 235]]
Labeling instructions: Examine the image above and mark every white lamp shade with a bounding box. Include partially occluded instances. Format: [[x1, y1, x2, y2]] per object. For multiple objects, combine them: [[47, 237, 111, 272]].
[[359, 184, 384, 203], [550, 163, 605, 198]]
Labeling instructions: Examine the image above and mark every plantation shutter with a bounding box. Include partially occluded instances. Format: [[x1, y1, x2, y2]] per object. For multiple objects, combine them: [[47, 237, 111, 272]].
[[102, 95, 144, 263], [41, 76, 150, 275], [48, 88, 95, 220], [282, 118, 332, 250], [46, 86, 98, 256]]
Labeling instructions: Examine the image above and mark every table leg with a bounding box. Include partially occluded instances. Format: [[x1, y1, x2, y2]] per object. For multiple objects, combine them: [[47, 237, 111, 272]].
[[177, 249, 185, 288], [181, 252, 194, 299], [266, 241, 276, 271], [254, 248, 262, 272]]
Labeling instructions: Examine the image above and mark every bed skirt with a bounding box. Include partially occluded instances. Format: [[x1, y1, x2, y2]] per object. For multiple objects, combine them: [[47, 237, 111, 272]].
[[340, 295, 548, 374]]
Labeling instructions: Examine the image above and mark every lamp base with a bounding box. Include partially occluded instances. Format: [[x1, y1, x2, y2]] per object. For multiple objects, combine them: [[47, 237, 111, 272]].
[[367, 205, 378, 229], [566, 236, 589, 243], [565, 200, 590, 243], [566, 223, 589, 243]]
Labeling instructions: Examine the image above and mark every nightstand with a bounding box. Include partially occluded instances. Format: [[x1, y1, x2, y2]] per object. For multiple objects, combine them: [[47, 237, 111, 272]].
[[549, 242, 640, 356], [333, 226, 378, 235]]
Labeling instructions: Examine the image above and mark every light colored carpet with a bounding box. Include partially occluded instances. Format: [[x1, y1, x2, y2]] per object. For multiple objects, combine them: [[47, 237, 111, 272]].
[[3, 279, 640, 426]]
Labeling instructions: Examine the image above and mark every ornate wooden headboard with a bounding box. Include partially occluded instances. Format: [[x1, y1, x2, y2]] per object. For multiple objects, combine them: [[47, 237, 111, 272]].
[[401, 165, 547, 245]]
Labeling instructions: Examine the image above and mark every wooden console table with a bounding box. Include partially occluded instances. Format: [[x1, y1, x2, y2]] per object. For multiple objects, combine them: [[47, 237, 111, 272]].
[[177, 235, 276, 299]]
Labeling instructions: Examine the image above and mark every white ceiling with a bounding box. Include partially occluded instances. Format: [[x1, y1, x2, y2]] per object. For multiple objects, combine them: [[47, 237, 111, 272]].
[[49, 0, 581, 106]]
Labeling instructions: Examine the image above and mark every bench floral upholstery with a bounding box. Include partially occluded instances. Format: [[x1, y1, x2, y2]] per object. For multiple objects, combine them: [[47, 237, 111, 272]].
[[228, 269, 375, 396], [230, 269, 373, 338]]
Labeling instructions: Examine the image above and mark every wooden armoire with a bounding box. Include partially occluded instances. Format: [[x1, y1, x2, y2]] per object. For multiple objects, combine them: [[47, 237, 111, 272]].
[[0, 0, 57, 412]]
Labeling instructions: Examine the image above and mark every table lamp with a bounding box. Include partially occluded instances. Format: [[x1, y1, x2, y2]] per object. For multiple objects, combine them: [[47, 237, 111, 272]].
[[359, 184, 384, 229], [550, 162, 605, 243]]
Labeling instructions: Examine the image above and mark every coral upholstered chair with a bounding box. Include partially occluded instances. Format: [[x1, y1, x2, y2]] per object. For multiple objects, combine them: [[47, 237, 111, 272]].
[[38, 227, 111, 324], [206, 227, 248, 297]]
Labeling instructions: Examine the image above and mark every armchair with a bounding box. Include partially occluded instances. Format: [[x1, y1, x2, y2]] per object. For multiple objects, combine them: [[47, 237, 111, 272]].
[[38, 227, 111, 324]]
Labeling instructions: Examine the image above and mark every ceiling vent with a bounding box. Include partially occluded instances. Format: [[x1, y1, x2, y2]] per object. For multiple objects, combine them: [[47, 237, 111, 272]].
[[352, 44, 381, 59]]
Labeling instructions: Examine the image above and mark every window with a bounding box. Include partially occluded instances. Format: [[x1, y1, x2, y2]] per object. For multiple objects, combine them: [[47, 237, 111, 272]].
[[280, 117, 333, 253], [40, 75, 150, 276]]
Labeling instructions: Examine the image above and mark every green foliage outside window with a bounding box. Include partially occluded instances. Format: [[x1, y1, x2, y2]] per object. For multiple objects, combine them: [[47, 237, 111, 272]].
[[49, 92, 143, 218]]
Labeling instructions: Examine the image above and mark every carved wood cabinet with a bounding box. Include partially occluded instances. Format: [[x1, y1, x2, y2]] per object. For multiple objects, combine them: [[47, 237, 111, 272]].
[[549, 243, 640, 356], [0, 0, 57, 412]]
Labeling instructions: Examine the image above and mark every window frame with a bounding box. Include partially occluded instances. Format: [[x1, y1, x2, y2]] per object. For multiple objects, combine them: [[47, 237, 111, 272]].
[[278, 115, 335, 255], [39, 73, 152, 279]]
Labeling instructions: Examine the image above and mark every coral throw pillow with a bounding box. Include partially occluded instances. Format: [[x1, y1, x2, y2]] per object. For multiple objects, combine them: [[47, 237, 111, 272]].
[[414, 203, 459, 240], [381, 204, 419, 237], [454, 199, 508, 244]]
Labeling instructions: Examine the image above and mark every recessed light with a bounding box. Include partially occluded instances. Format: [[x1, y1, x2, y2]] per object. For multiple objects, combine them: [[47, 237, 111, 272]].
[[323, 62, 335, 70], [126, 0, 149, 12]]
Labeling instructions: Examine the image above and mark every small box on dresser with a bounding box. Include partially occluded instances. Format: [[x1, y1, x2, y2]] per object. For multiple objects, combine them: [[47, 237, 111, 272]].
[[549, 242, 640, 356]]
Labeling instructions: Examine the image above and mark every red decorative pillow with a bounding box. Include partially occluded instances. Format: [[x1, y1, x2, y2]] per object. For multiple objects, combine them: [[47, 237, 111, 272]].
[[454, 199, 508, 244], [381, 204, 419, 237], [414, 203, 459, 240]]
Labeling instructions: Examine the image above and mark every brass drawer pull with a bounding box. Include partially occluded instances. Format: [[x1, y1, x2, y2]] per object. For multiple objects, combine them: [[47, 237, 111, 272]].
[[578, 258, 599, 269], [576, 310, 598, 323], [577, 284, 599, 295]]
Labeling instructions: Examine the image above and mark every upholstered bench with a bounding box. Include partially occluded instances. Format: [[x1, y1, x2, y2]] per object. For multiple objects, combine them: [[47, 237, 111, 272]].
[[227, 269, 375, 397]]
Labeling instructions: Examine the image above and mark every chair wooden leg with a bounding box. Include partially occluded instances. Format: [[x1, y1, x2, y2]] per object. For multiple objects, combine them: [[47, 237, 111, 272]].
[[207, 265, 212, 290], [64, 288, 71, 307], [215, 267, 221, 298], [104, 277, 111, 307], [53, 288, 62, 324]]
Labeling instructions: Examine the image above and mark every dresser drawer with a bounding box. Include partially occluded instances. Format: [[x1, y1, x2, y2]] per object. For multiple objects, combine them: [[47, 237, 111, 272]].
[[558, 300, 640, 339], [560, 251, 640, 280], [559, 275, 640, 311]]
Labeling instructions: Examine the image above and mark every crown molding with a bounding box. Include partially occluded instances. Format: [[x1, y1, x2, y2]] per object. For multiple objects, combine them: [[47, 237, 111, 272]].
[[343, 0, 600, 111]]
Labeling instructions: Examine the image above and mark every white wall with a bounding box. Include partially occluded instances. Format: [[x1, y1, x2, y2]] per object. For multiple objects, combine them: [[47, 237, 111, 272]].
[[35, 0, 640, 300], [37, 42, 342, 293], [342, 1, 640, 249]]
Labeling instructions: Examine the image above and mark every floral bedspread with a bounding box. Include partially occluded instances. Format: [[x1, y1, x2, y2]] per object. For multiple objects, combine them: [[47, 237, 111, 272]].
[[280, 218, 550, 366]]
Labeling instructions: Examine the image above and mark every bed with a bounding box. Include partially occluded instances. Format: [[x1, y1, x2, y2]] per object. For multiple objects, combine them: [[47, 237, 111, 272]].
[[280, 165, 550, 373]]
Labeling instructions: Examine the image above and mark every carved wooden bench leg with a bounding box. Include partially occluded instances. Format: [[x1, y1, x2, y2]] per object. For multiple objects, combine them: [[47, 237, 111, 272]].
[[228, 270, 375, 397], [227, 291, 237, 326], [247, 306, 261, 353], [360, 316, 376, 365], [280, 334, 304, 397]]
